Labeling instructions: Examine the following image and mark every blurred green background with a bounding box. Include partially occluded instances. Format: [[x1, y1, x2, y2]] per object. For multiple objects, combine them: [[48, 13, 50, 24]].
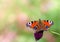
[[0, 0, 60, 42]]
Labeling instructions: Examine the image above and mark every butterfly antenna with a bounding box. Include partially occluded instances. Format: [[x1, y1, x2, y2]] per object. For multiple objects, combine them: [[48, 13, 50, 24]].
[[39, 19, 42, 24], [39, 19, 46, 30], [39, 19, 43, 26], [39, 19, 44, 27]]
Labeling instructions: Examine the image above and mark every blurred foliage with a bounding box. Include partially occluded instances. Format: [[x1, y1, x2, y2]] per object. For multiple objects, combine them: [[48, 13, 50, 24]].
[[0, 0, 60, 42]]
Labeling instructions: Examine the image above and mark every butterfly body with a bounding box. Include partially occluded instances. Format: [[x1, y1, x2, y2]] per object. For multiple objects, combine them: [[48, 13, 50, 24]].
[[26, 19, 53, 41]]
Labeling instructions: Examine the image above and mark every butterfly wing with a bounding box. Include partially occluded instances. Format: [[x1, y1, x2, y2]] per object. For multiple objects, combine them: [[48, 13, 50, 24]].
[[34, 30, 44, 41]]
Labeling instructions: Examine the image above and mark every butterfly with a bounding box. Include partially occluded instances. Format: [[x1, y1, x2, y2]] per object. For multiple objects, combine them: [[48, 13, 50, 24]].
[[26, 19, 53, 41]]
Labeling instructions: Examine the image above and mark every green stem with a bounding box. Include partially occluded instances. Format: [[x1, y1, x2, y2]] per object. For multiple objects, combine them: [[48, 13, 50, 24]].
[[50, 31, 60, 36]]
